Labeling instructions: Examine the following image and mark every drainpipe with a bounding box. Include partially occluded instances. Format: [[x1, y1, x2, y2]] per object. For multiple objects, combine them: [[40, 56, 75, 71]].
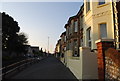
[[112, 0, 119, 49]]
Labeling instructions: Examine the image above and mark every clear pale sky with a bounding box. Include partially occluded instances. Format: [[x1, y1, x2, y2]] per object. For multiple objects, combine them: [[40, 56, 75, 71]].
[[2, 2, 83, 53]]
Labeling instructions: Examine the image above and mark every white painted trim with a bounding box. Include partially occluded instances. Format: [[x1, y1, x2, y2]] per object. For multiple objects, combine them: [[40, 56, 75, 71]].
[[95, 39, 114, 44]]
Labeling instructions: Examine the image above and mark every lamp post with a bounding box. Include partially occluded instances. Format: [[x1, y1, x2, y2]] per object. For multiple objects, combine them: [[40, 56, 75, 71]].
[[48, 36, 49, 54]]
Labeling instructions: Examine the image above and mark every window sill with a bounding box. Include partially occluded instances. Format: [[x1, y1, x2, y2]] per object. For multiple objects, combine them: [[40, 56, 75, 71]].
[[71, 56, 79, 60], [97, 3, 109, 8]]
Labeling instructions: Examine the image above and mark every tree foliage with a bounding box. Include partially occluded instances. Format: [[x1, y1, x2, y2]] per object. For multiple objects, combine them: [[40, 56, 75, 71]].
[[15, 33, 28, 54], [2, 12, 28, 55], [40, 48, 43, 53]]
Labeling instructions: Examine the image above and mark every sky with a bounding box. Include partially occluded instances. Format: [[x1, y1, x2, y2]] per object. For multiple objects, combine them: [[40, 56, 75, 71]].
[[1, 2, 83, 53]]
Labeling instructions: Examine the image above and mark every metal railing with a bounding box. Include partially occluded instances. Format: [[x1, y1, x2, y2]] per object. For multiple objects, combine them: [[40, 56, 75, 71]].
[[0, 57, 41, 79]]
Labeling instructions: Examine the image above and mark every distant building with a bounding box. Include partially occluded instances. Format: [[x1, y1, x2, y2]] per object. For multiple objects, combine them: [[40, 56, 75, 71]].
[[31, 46, 39, 56], [65, 5, 84, 57], [65, 16, 80, 57], [25, 45, 39, 57], [60, 31, 66, 63], [24, 45, 33, 57], [55, 39, 61, 58], [31, 46, 39, 53]]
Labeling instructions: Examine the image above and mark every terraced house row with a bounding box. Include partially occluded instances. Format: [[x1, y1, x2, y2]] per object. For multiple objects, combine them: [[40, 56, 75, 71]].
[[55, 0, 120, 80]]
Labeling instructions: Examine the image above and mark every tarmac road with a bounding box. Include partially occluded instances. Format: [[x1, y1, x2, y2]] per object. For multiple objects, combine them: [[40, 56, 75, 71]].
[[10, 56, 78, 80]]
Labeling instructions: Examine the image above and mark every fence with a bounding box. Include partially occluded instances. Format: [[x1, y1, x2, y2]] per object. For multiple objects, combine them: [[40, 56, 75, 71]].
[[0, 57, 40, 79]]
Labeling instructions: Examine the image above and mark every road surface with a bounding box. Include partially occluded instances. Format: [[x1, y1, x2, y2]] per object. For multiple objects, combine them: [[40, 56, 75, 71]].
[[10, 56, 78, 80]]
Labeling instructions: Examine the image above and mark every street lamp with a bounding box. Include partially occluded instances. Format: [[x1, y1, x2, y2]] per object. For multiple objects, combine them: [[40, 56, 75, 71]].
[[48, 36, 49, 53]]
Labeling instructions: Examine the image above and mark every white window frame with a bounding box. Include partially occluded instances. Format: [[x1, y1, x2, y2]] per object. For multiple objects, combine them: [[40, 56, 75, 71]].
[[87, 27, 91, 47], [73, 40, 79, 57], [86, 0, 90, 13], [80, 38, 83, 46], [74, 21, 78, 32]]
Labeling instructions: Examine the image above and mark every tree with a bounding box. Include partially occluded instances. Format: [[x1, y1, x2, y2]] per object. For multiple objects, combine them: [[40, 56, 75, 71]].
[[2, 12, 28, 56], [15, 33, 28, 55], [2, 12, 20, 53], [39, 48, 43, 56], [40, 48, 43, 53]]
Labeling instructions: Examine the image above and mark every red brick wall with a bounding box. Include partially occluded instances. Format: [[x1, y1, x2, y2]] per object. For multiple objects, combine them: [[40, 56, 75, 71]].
[[96, 41, 114, 81], [105, 48, 120, 80], [105, 48, 120, 68]]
